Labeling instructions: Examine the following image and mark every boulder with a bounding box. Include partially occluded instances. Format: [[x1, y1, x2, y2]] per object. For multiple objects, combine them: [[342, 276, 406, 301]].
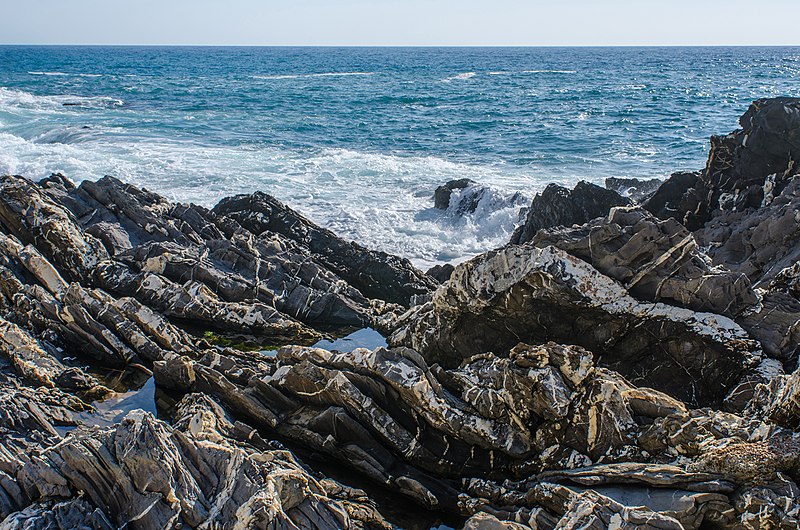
[[389, 244, 760, 407], [434, 178, 476, 210], [426, 263, 455, 284], [510, 181, 630, 245], [645, 97, 800, 228]]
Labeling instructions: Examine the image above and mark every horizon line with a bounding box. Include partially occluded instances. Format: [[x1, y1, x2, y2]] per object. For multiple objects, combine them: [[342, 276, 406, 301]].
[[2, 43, 799, 48]]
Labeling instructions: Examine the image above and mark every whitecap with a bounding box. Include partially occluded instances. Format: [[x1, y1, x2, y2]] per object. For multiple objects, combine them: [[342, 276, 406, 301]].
[[521, 69, 577, 74], [443, 72, 477, 82], [28, 71, 69, 76], [251, 72, 374, 80], [0, 87, 123, 111]]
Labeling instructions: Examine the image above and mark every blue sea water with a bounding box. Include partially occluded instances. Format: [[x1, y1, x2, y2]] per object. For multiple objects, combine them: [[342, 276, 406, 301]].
[[1, 46, 798, 267]]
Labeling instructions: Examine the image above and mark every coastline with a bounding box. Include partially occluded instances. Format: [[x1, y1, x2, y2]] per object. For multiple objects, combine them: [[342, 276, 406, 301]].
[[0, 98, 799, 528]]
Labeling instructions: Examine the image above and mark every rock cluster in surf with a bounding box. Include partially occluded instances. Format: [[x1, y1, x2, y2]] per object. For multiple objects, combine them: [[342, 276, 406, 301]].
[[1, 98, 800, 529]]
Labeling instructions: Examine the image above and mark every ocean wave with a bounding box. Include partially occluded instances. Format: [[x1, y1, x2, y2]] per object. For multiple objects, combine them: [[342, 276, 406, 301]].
[[487, 69, 577, 76], [251, 72, 375, 80], [443, 72, 477, 82], [29, 71, 103, 78], [522, 69, 578, 74], [31, 125, 111, 145], [28, 71, 69, 76], [0, 87, 123, 111], [0, 130, 550, 268]]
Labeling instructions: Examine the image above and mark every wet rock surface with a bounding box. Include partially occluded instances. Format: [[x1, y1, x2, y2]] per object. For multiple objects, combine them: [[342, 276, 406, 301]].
[[604, 177, 663, 202], [1, 98, 800, 529]]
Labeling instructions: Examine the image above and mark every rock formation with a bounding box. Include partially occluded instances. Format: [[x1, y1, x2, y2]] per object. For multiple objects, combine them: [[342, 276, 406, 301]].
[[604, 177, 663, 202], [510, 181, 630, 245], [1, 98, 800, 529]]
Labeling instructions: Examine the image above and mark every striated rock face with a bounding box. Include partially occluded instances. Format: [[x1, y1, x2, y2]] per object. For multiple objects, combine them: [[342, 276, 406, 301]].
[[699, 177, 800, 288], [0, 377, 391, 529], [646, 97, 800, 229], [529, 207, 800, 363], [705, 97, 800, 211], [390, 243, 760, 407], [3, 97, 800, 529], [531, 207, 758, 318], [213, 191, 436, 307], [1, 174, 436, 339], [511, 181, 630, 245]]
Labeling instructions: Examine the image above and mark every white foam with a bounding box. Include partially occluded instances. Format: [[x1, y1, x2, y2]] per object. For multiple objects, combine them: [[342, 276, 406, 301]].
[[251, 72, 375, 80], [522, 69, 577, 74], [28, 71, 69, 76], [29, 71, 103, 78], [0, 87, 123, 111], [0, 121, 565, 268], [443, 72, 477, 82], [488, 70, 577, 76]]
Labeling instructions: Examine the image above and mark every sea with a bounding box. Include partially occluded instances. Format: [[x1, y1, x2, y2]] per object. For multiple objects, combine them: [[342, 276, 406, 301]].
[[1, 46, 798, 268]]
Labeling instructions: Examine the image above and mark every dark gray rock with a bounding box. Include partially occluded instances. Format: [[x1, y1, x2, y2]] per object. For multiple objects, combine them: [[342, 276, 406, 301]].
[[426, 263, 455, 284], [433, 178, 476, 210], [646, 98, 800, 229], [643, 171, 706, 230], [698, 177, 800, 288], [213, 191, 436, 308], [605, 177, 663, 202], [531, 207, 758, 318], [510, 181, 630, 245]]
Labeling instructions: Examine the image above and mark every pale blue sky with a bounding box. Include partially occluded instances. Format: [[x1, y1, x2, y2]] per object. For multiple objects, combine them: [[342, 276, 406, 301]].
[[3, 0, 798, 46]]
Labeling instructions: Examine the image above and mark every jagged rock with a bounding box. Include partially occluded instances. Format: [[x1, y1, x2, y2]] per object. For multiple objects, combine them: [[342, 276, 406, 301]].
[[644, 171, 706, 230], [646, 97, 800, 228], [771, 262, 800, 300], [178, 341, 657, 509], [0, 499, 113, 530], [434, 178, 476, 210], [2, 97, 800, 529], [698, 177, 800, 287], [462, 512, 529, 529], [0, 384, 392, 529], [605, 177, 663, 202], [528, 206, 800, 361], [531, 207, 758, 318], [390, 243, 760, 406], [426, 263, 455, 284], [511, 181, 630, 245], [0, 176, 108, 284], [213, 191, 436, 307], [705, 97, 800, 211]]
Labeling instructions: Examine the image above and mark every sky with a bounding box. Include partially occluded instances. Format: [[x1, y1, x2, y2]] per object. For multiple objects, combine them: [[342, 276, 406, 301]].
[[3, 0, 799, 46]]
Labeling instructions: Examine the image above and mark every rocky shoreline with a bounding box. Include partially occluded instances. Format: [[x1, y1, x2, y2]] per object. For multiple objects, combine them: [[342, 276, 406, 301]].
[[0, 97, 799, 529]]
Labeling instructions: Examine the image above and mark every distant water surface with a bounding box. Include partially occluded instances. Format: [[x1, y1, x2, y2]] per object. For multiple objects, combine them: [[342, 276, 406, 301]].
[[1, 46, 798, 267]]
